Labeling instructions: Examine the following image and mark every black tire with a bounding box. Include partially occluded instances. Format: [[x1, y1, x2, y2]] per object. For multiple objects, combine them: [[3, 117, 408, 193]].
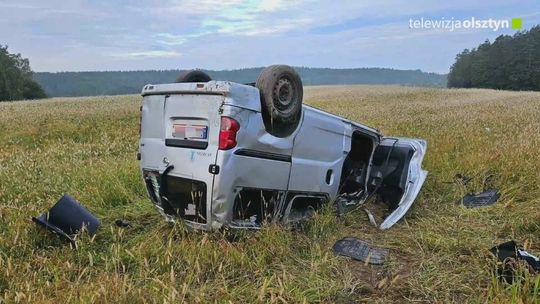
[[176, 70, 212, 83], [256, 65, 303, 137]]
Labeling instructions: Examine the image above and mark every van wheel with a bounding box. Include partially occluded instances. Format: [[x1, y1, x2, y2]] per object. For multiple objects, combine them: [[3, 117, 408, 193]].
[[256, 65, 303, 137], [176, 70, 212, 83]]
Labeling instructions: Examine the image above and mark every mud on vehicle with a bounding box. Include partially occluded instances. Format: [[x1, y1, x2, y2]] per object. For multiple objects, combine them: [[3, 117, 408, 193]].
[[138, 65, 427, 230]]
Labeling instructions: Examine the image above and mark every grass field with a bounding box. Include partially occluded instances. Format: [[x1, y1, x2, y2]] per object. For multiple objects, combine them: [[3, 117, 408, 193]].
[[1, 85, 540, 303]]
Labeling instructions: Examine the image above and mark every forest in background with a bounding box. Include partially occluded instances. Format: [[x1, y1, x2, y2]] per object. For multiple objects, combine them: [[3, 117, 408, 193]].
[[33, 67, 447, 97], [5, 26, 540, 100], [448, 26, 540, 91]]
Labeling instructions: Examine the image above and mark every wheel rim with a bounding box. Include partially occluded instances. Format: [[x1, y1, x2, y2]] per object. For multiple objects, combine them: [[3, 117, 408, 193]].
[[273, 78, 294, 111]]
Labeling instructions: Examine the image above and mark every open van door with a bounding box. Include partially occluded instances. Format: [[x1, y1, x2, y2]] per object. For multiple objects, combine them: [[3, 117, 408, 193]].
[[368, 137, 428, 229]]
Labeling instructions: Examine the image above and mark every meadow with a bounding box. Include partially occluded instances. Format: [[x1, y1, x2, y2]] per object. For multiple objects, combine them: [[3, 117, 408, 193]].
[[1, 85, 539, 303]]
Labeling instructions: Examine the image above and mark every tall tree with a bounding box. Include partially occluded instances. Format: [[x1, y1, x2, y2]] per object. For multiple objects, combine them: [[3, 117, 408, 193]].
[[448, 49, 473, 88], [0, 45, 46, 101]]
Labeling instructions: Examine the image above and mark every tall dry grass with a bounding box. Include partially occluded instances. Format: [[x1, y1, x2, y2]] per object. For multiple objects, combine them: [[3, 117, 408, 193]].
[[1, 85, 539, 303]]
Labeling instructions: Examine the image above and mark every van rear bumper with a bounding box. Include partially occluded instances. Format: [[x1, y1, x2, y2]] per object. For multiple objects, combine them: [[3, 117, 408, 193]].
[[141, 162, 294, 230], [142, 169, 213, 229]]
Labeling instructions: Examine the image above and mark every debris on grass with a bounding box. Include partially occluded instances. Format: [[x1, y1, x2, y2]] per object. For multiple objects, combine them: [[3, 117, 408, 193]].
[[454, 173, 473, 185], [461, 188, 500, 208], [332, 237, 389, 265], [490, 240, 540, 284], [32, 194, 101, 246], [443, 173, 472, 185], [115, 219, 131, 227], [363, 208, 378, 227]]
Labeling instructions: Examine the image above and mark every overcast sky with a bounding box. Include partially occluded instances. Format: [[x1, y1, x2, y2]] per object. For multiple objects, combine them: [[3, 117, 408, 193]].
[[1, 0, 539, 73]]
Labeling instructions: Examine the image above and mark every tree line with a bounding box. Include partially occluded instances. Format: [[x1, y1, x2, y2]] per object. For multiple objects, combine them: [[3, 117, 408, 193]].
[[0, 45, 46, 101], [33, 67, 447, 97], [4, 24, 540, 101], [448, 25, 540, 90]]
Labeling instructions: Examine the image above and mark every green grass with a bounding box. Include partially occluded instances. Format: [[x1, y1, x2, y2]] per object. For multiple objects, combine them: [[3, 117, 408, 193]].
[[1, 86, 540, 303]]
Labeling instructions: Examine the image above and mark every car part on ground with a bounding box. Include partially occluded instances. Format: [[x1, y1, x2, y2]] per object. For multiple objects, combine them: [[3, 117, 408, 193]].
[[363, 208, 378, 226], [490, 240, 540, 284], [454, 173, 472, 185], [115, 219, 131, 227], [32, 194, 101, 246], [461, 188, 499, 208], [256, 65, 303, 137], [333, 237, 389, 265], [176, 70, 212, 83]]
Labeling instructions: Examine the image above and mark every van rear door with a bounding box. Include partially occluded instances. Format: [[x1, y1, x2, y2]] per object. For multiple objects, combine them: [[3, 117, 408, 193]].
[[140, 91, 223, 226]]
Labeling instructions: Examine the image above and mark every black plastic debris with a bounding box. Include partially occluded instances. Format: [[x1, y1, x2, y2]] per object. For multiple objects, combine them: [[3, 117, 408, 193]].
[[32, 194, 101, 245], [490, 240, 540, 283], [332, 237, 388, 265], [461, 188, 500, 208], [115, 219, 131, 227]]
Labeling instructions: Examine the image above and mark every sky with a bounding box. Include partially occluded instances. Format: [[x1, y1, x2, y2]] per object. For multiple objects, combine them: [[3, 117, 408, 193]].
[[1, 0, 539, 73]]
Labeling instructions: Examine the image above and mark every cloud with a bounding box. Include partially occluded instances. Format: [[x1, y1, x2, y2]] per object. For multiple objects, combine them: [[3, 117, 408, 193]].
[[2, 0, 539, 72], [258, 0, 297, 11], [110, 51, 182, 59], [154, 0, 245, 15], [0, 2, 39, 9], [156, 33, 188, 46]]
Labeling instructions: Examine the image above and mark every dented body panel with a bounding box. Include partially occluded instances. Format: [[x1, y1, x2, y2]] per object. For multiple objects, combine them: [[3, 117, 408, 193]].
[[139, 81, 427, 230]]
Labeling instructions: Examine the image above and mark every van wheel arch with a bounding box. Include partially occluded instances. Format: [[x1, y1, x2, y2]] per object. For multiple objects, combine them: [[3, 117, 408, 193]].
[[176, 70, 212, 83]]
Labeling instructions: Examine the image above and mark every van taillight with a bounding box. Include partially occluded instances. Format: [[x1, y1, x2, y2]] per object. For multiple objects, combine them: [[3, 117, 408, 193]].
[[219, 117, 239, 150]]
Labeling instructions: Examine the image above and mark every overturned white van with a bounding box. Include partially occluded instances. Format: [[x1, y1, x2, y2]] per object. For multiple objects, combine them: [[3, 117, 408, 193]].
[[138, 65, 427, 230]]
